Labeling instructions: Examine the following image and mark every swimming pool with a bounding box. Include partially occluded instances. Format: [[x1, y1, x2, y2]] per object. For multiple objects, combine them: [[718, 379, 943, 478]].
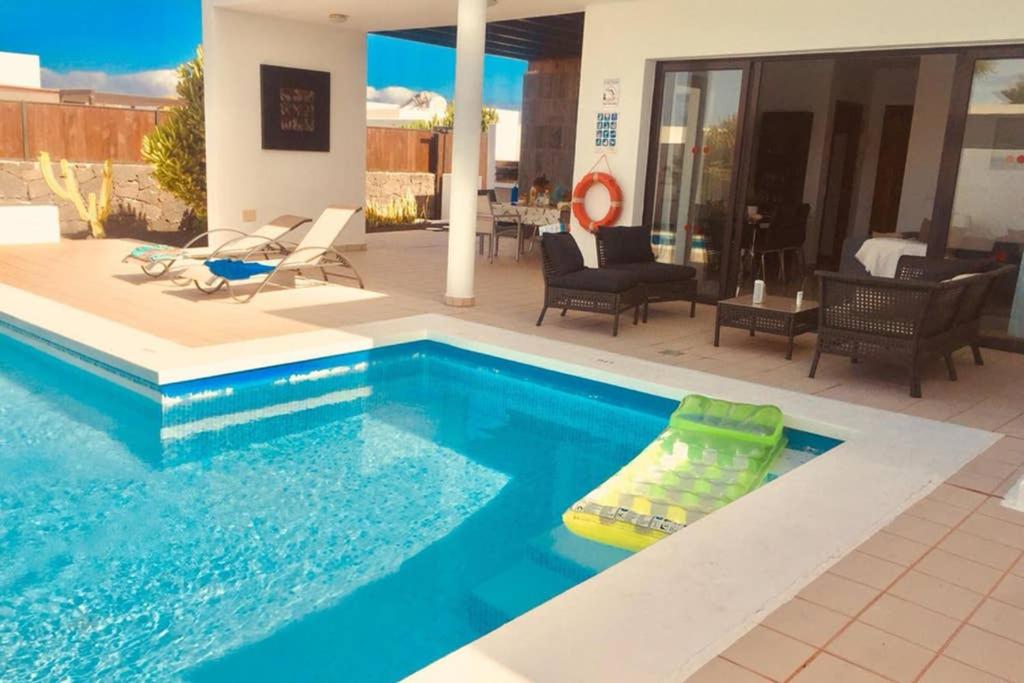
[[0, 331, 839, 681]]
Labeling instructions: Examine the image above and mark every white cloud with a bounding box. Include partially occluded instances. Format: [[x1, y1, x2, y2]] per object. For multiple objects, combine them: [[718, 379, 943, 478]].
[[40, 68, 178, 97], [366, 85, 447, 110]]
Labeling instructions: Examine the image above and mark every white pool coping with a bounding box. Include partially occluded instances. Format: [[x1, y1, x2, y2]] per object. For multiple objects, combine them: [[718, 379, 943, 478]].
[[0, 282, 1000, 682]]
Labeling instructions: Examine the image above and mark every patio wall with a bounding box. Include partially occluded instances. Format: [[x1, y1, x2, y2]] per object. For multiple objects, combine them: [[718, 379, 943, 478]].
[[570, 0, 1024, 264], [0, 159, 189, 236], [202, 4, 366, 248]]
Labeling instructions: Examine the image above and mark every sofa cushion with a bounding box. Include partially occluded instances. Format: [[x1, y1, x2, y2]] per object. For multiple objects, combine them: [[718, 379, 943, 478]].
[[599, 226, 655, 265], [542, 233, 585, 276], [605, 261, 696, 283], [549, 268, 640, 293]]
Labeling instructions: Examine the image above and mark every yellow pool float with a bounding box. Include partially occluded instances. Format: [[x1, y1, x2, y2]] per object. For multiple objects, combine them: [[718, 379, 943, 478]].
[[563, 394, 786, 552]]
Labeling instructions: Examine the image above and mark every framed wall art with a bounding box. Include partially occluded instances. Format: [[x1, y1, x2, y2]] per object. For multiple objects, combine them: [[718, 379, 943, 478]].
[[260, 65, 331, 152]]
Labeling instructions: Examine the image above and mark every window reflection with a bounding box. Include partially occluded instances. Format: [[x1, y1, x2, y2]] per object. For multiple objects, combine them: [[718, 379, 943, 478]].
[[948, 59, 1024, 339], [649, 70, 742, 297]]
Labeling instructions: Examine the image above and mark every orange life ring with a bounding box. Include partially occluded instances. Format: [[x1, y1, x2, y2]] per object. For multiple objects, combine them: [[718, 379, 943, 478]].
[[572, 172, 622, 232]]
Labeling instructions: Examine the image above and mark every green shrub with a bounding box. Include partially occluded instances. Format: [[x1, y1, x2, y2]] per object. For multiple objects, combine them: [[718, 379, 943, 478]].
[[366, 191, 422, 227], [142, 47, 206, 223]]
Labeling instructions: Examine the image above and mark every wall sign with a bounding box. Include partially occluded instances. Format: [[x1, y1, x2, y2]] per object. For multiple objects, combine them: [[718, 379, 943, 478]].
[[260, 65, 331, 152], [601, 78, 620, 107], [595, 112, 618, 152]]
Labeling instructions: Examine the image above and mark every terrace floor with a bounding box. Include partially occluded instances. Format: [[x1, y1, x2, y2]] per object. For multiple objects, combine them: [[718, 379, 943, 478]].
[[2, 229, 1024, 682]]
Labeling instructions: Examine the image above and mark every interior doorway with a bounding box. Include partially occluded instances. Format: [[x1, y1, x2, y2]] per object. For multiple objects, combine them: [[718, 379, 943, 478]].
[[817, 100, 863, 269], [868, 104, 914, 232]]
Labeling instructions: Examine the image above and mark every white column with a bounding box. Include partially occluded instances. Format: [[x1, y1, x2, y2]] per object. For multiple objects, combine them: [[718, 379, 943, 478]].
[[444, 0, 487, 307]]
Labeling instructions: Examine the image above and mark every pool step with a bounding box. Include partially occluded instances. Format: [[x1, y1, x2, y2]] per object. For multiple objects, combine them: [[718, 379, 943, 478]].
[[527, 525, 630, 581], [467, 559, 578, 631]]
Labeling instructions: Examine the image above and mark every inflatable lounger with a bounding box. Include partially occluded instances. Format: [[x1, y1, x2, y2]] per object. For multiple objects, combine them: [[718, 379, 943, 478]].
[[563, 394, 786, 552]]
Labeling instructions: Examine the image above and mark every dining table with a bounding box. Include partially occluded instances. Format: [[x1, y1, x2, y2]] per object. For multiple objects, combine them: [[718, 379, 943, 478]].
[[490, 202, 567, 257]]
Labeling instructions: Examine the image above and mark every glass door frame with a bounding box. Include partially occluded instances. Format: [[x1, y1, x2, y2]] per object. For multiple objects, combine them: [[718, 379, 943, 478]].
[[932, 44, 1024, 352], [642, 58, 757, 302]]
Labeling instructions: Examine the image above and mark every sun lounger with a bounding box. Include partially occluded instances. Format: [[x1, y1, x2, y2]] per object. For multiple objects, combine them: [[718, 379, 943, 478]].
[[122, 214, 311, 278], [179, 205, 364, 303]]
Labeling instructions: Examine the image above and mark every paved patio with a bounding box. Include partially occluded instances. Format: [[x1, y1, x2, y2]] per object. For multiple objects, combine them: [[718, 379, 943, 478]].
[[2, 229, 1024, 682]]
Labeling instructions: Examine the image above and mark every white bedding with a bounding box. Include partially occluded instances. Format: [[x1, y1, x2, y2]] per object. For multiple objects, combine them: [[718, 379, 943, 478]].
[[855, 237, 927, 277]]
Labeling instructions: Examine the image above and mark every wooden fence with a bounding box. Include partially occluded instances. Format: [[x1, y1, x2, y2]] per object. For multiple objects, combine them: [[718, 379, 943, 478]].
[[0, 101, 489, 177], [0, 100, 166, 163], [365, 125, 488, 177]]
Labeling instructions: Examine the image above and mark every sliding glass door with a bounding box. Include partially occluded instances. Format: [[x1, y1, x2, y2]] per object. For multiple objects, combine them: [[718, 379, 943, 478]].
[[644, 62, 750, 299], [935, 49, 1024, 349]]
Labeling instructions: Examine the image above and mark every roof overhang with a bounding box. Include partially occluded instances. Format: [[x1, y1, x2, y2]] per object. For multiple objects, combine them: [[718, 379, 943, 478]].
[[206, 0, 605, 33], [376, 12, 584, 61]]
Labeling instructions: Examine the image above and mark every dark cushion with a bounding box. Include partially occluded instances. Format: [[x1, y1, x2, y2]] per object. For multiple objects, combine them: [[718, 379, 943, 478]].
[[605, 261, 696, 283], [542, 233, 585, 276], [598, 226, 655, 265], [549, 268, 640, 293]]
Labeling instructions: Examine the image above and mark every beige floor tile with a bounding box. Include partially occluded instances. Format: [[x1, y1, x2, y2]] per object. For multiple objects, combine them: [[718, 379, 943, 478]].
[[884, 514, 951, 546], [789, 653, 889, 683], [829, 550, 906, 590], [857, 531, 931, 567], [859, 594, 960, 650], [1000, 413, 1024, 440], [992, 573, 1024, 609], [961, 513, 1024, 550], [944, 625, 1024, 682], [888, 570, 985, 620], [995, 467, 1024, 497], [970, 598, 1024, 646], [939, 529, 1022, 571], [686, 656, 771, 682], [825, 621, 934, 682], [980, 437, 1024, 466], [907, 498, 972, 527], [915, 548, 1004, 594], [947, 470, 1007, 495], [977, 498, 1024, 528], [927, 484, 988, 511], [951, 398, 1024, 432], [720, 625, 815, 682], [962, 456, 1022, 481], [798, 572, 880, 617], [919, 656, 1010, 683], [761, 597, 850, 648]]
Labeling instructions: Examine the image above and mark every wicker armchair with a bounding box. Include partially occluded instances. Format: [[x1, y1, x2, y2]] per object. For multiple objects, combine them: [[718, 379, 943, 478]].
[[537, 233, 645, 336], [595, 225, 697, 321], [810, 270, 970, 397], [894, 256, 1014, 367]]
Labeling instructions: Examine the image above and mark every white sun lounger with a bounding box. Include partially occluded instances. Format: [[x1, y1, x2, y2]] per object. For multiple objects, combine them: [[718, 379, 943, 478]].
[[122, 214, 311, 278], [179, 205, 364, 303]]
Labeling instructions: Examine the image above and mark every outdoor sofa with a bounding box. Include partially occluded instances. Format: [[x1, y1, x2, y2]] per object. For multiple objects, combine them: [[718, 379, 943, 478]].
[[595, 225, 698, 320], [810, 255, 1013, 397], [537, 232, 644, 336]]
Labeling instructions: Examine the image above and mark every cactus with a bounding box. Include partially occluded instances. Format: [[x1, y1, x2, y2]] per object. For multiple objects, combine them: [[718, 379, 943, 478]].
[[38, 152, 113, 239]]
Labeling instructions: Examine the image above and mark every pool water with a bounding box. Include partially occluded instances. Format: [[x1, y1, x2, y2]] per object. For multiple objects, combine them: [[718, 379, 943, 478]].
[[0, 334, 839, 681]]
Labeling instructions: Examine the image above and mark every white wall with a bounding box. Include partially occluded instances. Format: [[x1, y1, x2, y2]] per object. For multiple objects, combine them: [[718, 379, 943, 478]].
[[493, 108, 521, 162], [896, 53, 957, 233], [0, 51, 41, 89], [202, 5, 366, 247], [572, 0, 1024, 261]]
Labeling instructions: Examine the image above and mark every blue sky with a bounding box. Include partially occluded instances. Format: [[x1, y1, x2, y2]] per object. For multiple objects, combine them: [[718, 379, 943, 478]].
[[0, 1, 526, 108]]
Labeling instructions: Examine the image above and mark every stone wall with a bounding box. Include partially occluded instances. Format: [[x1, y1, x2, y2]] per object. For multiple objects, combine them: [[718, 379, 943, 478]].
[[365, 171, 437, 219], [0, 160, 191, 236], [519, 56, 582, 195]]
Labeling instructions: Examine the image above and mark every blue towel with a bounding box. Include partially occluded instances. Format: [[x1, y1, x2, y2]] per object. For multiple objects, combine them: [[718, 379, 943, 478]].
[[206, 259, 276, 281]]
